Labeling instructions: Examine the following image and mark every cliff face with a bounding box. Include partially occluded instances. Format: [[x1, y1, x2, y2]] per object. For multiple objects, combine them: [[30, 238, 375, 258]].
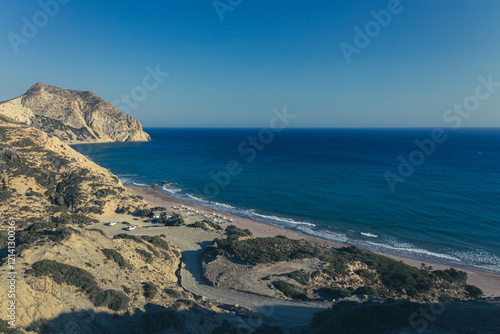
[[0, 82, 151, 143]]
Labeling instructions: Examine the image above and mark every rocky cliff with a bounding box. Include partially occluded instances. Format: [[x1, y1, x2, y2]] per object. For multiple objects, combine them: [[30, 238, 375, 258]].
[[0, 83, 151, 143]]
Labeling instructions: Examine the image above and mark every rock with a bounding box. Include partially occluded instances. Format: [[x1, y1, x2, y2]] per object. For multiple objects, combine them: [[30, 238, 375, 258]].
[[152, 184, 161, 188], [0, 82, 151, 143], [162, 181, 172, 185]]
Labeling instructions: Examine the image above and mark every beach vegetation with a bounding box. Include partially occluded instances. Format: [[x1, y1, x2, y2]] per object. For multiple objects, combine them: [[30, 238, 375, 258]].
[[432, 268, 467, 284], [142, 236, 170, 251], [115, 205, 130, 213], [283, 270, 310, 285], [203, 235, 321, 265], [317, 287, 350, 299], [192, 221, 205, 228], [465, 284, 483, 299], [101, 249, 130, 269], [113, 234, 144, 244], [272, 281, 307, 300], [136, 248, 154, 263], [52, 213, 98, 225], [95, 188, 117, 198], [30, 260, 129, 310], [352, 286, 380, 297], [85, 228, 107, 237], [226, 225, 252, 238], [162, 214, 185, 226], [143, 282, 158, 299]]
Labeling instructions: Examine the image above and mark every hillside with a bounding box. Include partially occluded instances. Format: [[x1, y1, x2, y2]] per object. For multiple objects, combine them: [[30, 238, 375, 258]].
[[0, 83, 150, 143], [0, 118, 147, 223]]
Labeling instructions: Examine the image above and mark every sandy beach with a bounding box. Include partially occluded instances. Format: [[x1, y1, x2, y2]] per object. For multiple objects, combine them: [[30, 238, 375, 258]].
[[115, 185, 500, 298]]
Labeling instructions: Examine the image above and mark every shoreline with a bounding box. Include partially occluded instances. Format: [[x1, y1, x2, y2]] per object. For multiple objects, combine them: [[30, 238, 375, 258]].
[[125, 185, 500, 298]]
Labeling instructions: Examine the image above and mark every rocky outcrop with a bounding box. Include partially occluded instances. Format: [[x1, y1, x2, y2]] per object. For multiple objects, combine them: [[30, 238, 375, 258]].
[[0, 82, 151, 143]]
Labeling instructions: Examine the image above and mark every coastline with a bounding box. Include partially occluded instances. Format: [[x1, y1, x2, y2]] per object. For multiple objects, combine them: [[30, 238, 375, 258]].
[[125, 185, 500, 298]]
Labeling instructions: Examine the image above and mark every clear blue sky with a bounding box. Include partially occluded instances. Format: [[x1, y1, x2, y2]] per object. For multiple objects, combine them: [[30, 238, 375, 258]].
[[1, 0, 499, 127]]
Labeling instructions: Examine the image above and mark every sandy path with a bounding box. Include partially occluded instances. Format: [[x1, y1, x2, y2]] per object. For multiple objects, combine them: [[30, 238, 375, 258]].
[[124, 186, 500, 298]]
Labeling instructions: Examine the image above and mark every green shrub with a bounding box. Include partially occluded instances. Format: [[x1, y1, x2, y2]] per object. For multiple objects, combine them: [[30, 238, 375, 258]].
[[318, 287, 350, 299], [272, 281, 307, 300], [150, 206, 166, 211], [356, 268, 376, 281], [86, 228, 107, 237], [226, 225, 253, 238], [164, 288, 183, 299], [142, 236, 170, 251], [284, 270, 310, 285], [101, 249, 130, 269], [136, 249, 154, 263], [31, 260, 129, 310], [204, 236, 321, 265], [433, 268, 467, 284], [53, 213, 98, 225], [204, 219, 223, 230], [465, 285, 483, 299], [143, 282, 158, 299], [133, 208, 153, 218], [352, 286, 380, 297], [95, 188, 116, 198], [192, 221, 205, 228], [114, 234, 144, 244]]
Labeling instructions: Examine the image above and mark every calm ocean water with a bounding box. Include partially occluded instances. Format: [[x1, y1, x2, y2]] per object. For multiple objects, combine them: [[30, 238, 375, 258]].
[[73, 128, 500, 273]]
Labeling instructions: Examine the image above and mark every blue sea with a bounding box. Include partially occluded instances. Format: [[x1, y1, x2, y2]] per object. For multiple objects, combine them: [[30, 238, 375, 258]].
[[73, 128, 500, 274]]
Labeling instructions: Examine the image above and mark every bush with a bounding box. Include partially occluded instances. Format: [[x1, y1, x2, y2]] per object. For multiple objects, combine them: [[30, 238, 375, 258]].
[[143, 282, 158, 299], [352, 286, 380, 298], [318, 287, 350, 299], [204, 219, 223, 230], [86, 228, 107, 237], [101, 249, 130, 269], [272, 281, 307, 300], [465, 285, 483, 299], [114, 234, 144, 244], [95, 188, 116, 198], [31, 260, 129, 310], [284, 270, 310, 285], [136, 249, 154, 263], [226, 225, 253, 238], [142, 236, 170, 251], [164, 288, 183, 299], [356, 268, 376, 281], [53, 213, 98, 225], [192, 221, 205, 228], [433, 268, 467, 284], [133, 208, 153, 218], [204, 236, 321, 265], [162, 214, 185, 226]]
